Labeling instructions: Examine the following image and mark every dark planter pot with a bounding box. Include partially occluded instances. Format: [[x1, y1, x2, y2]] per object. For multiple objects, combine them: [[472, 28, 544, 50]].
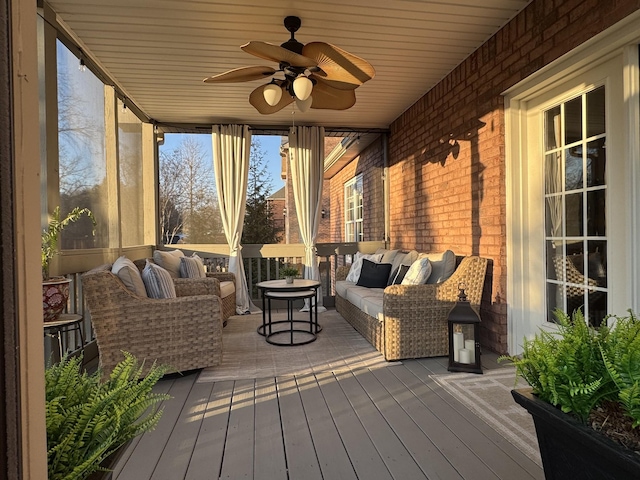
[[512, 388, 640, 480]]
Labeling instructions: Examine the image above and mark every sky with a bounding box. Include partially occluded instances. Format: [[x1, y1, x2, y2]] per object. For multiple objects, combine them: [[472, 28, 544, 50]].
[[159, 133, 285, 195]]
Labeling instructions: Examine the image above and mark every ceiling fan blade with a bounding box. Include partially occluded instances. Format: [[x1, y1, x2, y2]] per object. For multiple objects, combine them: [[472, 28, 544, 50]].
[[242, 41, 317, 68], [310, 81, 356, 110], [303, 42, 375, 88], [203, 66, 277, 83], [249, 83, 294, 114]]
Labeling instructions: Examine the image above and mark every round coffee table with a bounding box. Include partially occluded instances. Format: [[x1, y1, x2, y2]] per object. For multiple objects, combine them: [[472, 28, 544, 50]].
[[256, 279, 322, 344]]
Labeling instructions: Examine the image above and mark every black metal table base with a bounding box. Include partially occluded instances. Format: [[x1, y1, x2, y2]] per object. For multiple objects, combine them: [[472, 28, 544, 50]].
[[259, 289, 320, 346]]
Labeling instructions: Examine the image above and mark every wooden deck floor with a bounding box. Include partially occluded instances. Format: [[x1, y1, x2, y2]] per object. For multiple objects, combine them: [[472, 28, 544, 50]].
[[110, 337, 543, 479]]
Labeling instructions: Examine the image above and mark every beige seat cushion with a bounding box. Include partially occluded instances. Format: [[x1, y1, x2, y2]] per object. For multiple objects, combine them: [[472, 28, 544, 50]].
[[220, 280, 235, 299]]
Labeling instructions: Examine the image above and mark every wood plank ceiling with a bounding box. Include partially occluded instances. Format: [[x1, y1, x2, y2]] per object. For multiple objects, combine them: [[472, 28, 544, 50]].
[[47, 0, 531, 130]]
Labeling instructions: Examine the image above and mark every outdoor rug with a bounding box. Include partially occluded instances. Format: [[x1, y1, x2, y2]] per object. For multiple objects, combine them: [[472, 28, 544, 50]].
[[431, 368, 542, 466], [197, 309, 392, 382]]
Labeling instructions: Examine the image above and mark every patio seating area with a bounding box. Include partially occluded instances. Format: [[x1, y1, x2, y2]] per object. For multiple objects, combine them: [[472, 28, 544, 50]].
[[109, 316, 542, 479]]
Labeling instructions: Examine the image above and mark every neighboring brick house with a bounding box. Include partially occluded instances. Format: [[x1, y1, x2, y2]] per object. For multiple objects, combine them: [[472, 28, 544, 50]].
[[267, 186, 285, 239], [324, 0, 640, 355], [279, 136, 340, 244]]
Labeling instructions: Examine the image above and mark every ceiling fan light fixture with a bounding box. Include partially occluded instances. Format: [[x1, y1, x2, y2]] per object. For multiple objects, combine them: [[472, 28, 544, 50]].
[[263, 83, 282, 106], [296, 95, 313, 113], [293, 75, 313, 101]]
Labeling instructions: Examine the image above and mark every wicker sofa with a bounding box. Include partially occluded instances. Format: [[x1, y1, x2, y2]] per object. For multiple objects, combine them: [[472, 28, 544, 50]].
[[82, 263, 223, 376], [335, 255, 489, 361]]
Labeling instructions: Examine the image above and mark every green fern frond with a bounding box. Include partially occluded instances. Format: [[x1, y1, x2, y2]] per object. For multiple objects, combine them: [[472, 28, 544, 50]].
[[46, 352, 170, 480]]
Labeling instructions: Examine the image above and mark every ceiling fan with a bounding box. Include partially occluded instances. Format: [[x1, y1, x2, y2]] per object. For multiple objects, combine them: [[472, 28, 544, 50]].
[[203, 16, 375, 114]]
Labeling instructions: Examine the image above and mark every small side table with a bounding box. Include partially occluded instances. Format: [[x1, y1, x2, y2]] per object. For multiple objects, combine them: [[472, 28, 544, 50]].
[[44, 313, 84, 362], [264, 289, 318, 346]]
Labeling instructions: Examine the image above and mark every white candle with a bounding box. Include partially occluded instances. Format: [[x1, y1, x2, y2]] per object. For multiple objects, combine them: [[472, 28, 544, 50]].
[[459, 348, 471, 364], [464, 339, 475, 363], [453, 331, 464, 362]]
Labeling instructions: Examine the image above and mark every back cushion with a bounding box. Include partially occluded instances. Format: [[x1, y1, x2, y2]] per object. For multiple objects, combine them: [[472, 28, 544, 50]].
[[111, 256, 147, 297], [419, 250, 456, 284], [153, 249, 184, 278]]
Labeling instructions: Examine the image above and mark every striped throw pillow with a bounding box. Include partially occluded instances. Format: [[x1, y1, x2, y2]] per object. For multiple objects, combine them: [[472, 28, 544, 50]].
[[142, 260, 177, 299], [180, 255, 206, 278]]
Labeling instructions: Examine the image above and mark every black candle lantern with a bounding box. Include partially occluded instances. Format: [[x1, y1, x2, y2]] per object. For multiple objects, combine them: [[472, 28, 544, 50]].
[[447, 284, 482, 374]]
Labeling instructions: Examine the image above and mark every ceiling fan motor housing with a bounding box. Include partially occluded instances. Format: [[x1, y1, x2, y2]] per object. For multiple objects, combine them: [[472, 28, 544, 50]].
[[281, 16, 304, 54]]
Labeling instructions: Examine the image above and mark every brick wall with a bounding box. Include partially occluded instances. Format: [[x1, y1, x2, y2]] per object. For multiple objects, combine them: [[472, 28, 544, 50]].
[[331, 0, 640, 354], [327, 136, 385, 243]]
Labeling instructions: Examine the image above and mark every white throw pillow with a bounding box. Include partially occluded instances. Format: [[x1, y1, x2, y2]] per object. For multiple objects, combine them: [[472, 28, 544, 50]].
[[153, 249, 184, 278], [111, 256, 147, 297], [345, 252, 383, 283], [180, 255, 206, 278], [142, 260, 177, 299], [401, 258, 433, 285]]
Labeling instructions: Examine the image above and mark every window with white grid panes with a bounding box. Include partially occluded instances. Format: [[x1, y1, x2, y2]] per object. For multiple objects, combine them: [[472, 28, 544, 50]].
[[344, 175, 363, 242], [544, 85, 607, 326]]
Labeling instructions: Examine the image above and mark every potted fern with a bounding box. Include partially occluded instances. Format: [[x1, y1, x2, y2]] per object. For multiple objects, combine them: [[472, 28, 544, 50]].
[[46, 352, 169, 480], [502, 310, 640, 479], [42, 206, 96, 322]]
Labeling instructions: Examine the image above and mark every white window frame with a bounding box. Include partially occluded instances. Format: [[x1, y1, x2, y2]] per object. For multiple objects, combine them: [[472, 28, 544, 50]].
[[344, 174, 363, 242], [504, 12, 640, 354]]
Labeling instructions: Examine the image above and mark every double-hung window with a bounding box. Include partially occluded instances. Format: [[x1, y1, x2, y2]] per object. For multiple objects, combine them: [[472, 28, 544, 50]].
[[344, 175, 363, 242]]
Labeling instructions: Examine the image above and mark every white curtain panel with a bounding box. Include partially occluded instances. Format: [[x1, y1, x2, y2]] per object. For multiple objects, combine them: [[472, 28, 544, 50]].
[[212, 124, 258, 314], [288, 125, 326, 312]]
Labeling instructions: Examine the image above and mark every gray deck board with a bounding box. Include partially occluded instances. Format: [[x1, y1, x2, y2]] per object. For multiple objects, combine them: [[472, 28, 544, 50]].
[[354, 366, 464, 479], [370, 365, 496, 479], [254, 377, 287, 480], [295, 373, 358, 480], [151, 380, 215, 480], [315, 371, 394, 480], [219, 379, 256, 479], [277, 375, 323, 480], [112, 344, 543, 480], [334, 369, 427, 479], [115, 374, 196, 480], [184, 380, 233, 480]]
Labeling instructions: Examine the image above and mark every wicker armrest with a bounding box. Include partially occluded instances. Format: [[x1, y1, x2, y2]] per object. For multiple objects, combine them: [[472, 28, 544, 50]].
[[206, 272, 236, 286], [336, 265, 351, 282], [380, 256, 488, 360], [384, 256, 488, 312], [174, 277, 221, 297], [82, 267, 224, 376]]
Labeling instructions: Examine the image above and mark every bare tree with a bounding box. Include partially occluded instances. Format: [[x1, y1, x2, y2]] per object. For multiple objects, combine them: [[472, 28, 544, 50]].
[[159, 136, 223, 243]]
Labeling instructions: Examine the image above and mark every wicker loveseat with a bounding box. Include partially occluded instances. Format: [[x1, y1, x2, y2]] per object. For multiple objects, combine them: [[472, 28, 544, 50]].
[[335, 255, 489, 361], [82, 263, 223, 376]]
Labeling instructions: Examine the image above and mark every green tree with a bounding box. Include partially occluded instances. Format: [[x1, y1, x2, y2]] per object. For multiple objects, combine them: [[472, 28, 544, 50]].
[[242, 138, 282, 244]]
